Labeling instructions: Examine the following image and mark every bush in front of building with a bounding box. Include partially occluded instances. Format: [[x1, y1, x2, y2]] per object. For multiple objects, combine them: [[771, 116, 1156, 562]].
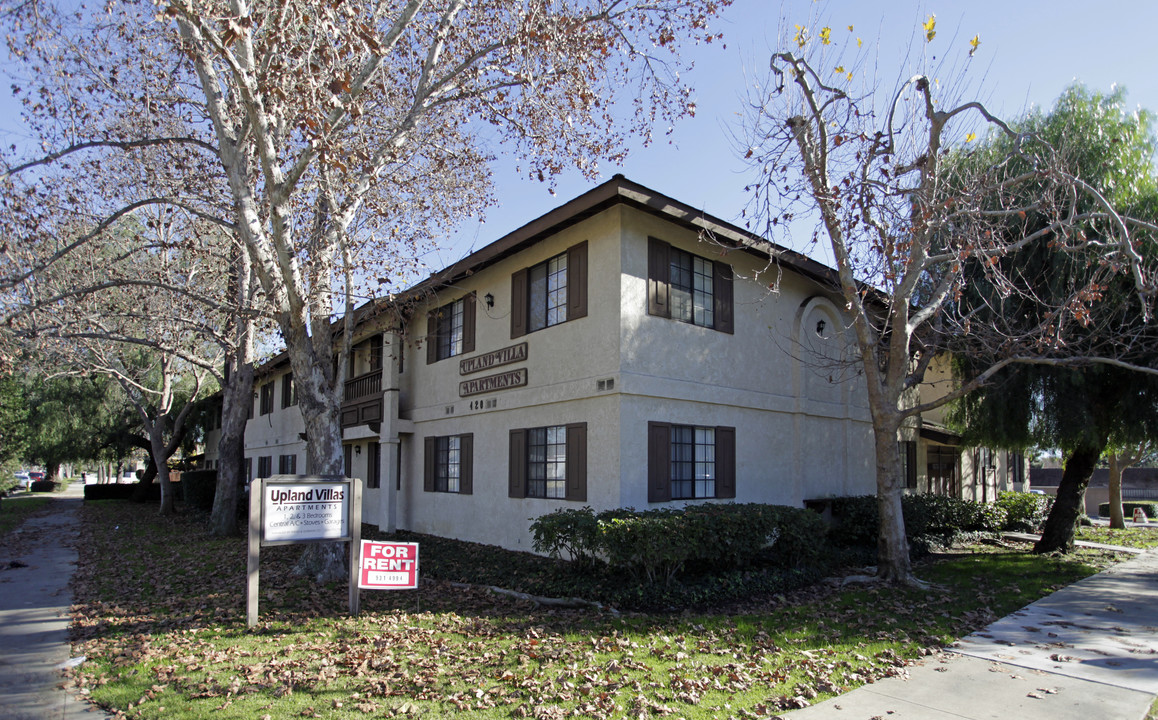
[[830, 494, 1006, 555], [995, 490, 1053, 532], [1098, 501, 1158, 520], [531, 503, 827, 585], [180, 470, 218, 512], [29, 480, 59, 492]]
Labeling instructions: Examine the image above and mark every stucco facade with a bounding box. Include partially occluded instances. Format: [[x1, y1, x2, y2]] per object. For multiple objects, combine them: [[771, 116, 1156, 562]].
[[208, 176, 1020, 551]]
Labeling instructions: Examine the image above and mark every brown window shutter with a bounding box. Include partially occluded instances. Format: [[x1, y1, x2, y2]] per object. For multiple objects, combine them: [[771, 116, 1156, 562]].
[[647, 421, 671, 503], [459, 433, 474, 495], [905, 441, 918, 489], [716, 426, 736, 498], [425, 310, 438, 365], [510, 268, 528, 339], [565, 422, 587, 501], [462, 293, 476, 354], [567, 241, 588, 320], [713, 261, 734, 334], [508, 429, 526, 498], [423, 436, 436, 492], [647, 237, 670, 318]]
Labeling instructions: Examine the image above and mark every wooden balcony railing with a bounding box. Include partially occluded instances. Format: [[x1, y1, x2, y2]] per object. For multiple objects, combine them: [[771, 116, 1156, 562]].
[[341, 369, 384, 429], [343, 369, 382, 402]]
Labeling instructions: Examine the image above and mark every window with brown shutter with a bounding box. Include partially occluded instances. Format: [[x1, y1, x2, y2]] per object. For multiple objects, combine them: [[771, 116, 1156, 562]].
[[511, 241, 588, 339], [426, 295, 476, 364], [648, 422, 736, 501], [647, 237, 734, 334], [259, 383, 274, 415], [281, 373, 295, 408], [422, 433, 474, 494], [509, 423, 586, 500]]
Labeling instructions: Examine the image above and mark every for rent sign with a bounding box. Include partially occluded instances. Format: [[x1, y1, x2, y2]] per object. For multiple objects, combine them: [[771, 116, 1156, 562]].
[[358, 541, 419, 589], [263, 482, 349, 542]]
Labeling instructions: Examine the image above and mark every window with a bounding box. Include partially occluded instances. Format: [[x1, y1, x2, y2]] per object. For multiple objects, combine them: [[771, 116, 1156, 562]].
[[426, 295, 476, 364], [647, 237, 733, 333], [670, 425, 716, 499], [344, 444, 353, 479], [1008, 450, 1025, 487], [257, 455, 272, 479], [647, 422, 735, 502], [367, 442, 381, 489], [259, 383, 274, 415], [511, 241, 587, 338], [509, 423, 587, 501], [281, 373, 296, 408], [900, 441, 917, 489], [278, 454, 297, 475], [423, 434, 473, 494]]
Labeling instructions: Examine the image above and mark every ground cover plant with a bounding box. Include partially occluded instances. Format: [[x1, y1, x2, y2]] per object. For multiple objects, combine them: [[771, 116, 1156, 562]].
[[59, 501, 1129, 720], [0, 495, 51, 536]]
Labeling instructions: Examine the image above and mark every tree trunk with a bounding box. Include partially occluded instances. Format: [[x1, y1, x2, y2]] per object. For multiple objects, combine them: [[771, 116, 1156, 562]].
[[1034, 443, 1101, 553], [209, 357, 252, 536], [288, 347, 347, 584], [873, 426, 915, 583], [149, 423, 176, 516], [1108, 452, 1126, 529]]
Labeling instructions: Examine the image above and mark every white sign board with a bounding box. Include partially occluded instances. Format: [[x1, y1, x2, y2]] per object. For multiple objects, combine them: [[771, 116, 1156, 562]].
[[262, 482, 349, 542]]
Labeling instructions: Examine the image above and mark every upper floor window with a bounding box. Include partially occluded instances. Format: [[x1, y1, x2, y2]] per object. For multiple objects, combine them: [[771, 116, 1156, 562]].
[[257, 455, 272, 479], [508, 423, 587, 501], [426, 295, 476, 364], [281, 373, 296, 409], [423, 434, 473, 494], [278, 454, 297, 475], [511, 241, 587, 338], [259, 383, 274, 415], [647, 422, 735, 502], [647, 237, 734, 334]]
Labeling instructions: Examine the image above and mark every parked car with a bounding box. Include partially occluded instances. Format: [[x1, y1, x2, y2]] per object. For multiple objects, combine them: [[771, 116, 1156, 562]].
[[29, 471, 45, 482], [13, 471, 29, 489]]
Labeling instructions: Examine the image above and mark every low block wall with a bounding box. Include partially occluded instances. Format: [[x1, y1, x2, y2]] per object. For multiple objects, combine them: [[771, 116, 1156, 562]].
[[1033, 485, 1109, 517]]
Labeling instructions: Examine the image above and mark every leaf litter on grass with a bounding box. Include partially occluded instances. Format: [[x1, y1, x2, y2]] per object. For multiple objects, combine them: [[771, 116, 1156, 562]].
[[66, 501, 1122, 720]]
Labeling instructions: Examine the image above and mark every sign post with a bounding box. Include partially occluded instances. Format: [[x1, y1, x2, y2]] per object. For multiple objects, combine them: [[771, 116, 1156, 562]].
[[246, 475, 362, 627]]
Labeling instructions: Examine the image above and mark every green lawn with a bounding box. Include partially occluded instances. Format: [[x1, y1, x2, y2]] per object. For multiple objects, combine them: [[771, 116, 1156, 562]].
[[0, 495, 51, 535], [67, 502, 1124, 720], [1076, 525, 1158, 550]]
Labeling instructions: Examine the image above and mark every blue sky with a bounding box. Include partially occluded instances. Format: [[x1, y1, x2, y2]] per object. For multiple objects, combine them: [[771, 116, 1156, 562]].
[[3, 0, 1154, 278], [432, 0, 1158, 271]]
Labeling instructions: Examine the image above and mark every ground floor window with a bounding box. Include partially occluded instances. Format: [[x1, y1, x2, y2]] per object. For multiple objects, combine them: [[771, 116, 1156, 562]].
[[900, 440, 917, 489], [423, 434, 472, 494], [257, 455, 272, 479], [648, 422, 735, 502], [367, 442, 381, 489], [927, 446, 959, 496], [278, 454, 297, 475], [508, 424, 586, 501]]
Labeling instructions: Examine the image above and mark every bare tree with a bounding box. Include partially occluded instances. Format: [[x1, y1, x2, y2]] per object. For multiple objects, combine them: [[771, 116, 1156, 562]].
[[739, 20, 1157, 583]]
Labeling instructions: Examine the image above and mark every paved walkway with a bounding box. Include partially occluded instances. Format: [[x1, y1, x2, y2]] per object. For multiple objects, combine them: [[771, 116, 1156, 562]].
[[788, 548, 1158, 720], [0, 482, 111, 720]]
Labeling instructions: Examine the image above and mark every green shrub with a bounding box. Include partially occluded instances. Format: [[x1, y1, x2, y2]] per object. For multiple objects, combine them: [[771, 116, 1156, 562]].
[[830, 493, 1006, 554], [29, 480, 59, 493], [1098, 501, 1158, 520], [995, 491, 1053, 532], [530, 503, 827, 585], [180, 470, 218, 512]]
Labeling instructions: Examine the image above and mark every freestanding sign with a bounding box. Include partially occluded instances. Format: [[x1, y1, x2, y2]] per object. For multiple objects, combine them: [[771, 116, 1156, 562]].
[[358, 541, 419, 589], [247, 475, 362, 627]]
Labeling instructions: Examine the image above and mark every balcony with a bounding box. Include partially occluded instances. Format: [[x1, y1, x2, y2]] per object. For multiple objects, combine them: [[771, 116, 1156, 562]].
[[341, 369, 383, 429]]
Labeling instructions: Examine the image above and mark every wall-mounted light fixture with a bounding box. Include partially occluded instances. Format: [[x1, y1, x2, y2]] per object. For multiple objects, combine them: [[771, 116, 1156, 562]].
[[816, 319, 827, 337], [484, 293, 495, 308], [354, 444, 362, 456]]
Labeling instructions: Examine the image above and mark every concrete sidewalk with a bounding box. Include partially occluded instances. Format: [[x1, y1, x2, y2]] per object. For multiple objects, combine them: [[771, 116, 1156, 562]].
[[787, 549, 1158, 720], [0, 482, 111, 720]]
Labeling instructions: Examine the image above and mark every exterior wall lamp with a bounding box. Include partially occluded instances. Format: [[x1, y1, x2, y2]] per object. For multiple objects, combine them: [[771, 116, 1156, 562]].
[[484, 293, 495, 308]]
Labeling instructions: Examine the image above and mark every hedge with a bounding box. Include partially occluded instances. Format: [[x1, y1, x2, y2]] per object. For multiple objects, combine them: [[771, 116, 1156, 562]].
[[829, 493, 1010, 555], [181, 470, 218, 511], [29, 480, 59, 493], [531, 503, 826, 585], [1098, 501, 1158, 520], [83, 482, 163, 502]]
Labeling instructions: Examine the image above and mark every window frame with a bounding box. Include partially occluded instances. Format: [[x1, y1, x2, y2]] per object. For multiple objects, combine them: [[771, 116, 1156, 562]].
[[647, 237, 734, 334], [278, 453, 297, 475], [257, 455, 272, 479], [511, 241, 588, 338], [259, 382, 274, 415], [423, 433, 473, 494], [647, 422, 735, 502], [281, 373, 296, 409], [508, 423, 586, 501], [426, 295, 476, 364], [367, 441, 381, 489]]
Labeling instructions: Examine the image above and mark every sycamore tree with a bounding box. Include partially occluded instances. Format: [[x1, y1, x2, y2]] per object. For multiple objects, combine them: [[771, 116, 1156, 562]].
[[739, 19, 1157, 583], [4, 0, 730, 579]]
